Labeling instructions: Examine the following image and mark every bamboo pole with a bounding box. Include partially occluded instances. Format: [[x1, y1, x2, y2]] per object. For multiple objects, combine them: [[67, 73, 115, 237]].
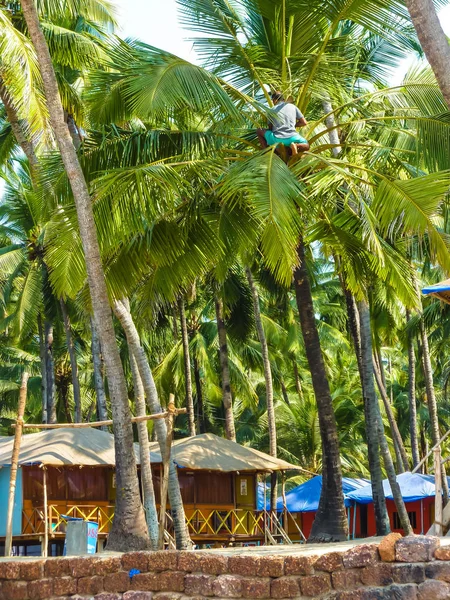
[[158, 395, 175, 549], [435, 447, 443, 536], [4, 371, 29, 556], [42, 466, 48, 557], [413, 429, 450, 473], [12, 408, 187, 430]]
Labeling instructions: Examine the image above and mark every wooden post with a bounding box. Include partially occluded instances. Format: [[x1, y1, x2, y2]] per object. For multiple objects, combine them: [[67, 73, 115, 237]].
[[4, 371, 29, 556], [435, 447, 443, 536], [281, 471, 287, 530], [158, 395, 175, 549], [42, 466, 48, 557]]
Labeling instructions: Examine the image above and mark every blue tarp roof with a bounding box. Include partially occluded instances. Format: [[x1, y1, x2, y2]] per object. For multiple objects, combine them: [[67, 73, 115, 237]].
[[422, 280, 450, 295], [346, 472, 437, 504], [258, 476, 369, 512]]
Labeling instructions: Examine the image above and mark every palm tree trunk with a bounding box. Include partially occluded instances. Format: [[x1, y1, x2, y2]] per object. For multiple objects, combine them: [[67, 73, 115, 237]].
[[343, 286, 364, 379], [322, 99, 341, 157], [280, 379, 290, 405], [45, 321, 57, 424], [419, 315, 449, 503], [405, 0, 450, 109], [0, 81, 39, 174], [293, 240, 347, 541], [60, 299, 82, 423], [178, 298, 196, 436], [373, 358, 409, 472], [20, 0, 149, 551], [129, 353, 159, 550], [37, 314, 48, 423], [193, 354, 204, 434], [293, 362, 304, 401], [245, 267, 278, 509], [112, 299, 191, 550], [406, 309, 420, 468], [356, 299, 390, 536], [90, 318, 108, 431], [215, 297, 236, 442]]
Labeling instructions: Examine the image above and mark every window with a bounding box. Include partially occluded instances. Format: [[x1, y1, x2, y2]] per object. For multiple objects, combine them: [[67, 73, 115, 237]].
[[393, 511, 417, 530]]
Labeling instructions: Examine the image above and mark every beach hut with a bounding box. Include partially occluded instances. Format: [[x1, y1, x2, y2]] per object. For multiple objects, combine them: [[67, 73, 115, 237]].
[[266, 476, 369, 540], [346, 472, 437, 536], [0, 429, 300, 554]]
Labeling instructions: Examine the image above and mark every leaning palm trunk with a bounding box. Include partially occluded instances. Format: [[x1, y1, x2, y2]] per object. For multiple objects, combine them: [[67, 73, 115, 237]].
[[129, 353, 159, 550], [45, 321, 57, 424], [356, 299, 390, 536], [178, 298, 196, 436], [294, 241, 347, 541], [245, 267, 278, 510], [90, 318, 108, 431], [215, 297, 236, 442], [60, 299, 82, 423], [419, 316, 449, 503], [112, 299, 191, 550], [406, 309, 420, 469], [37, 314, 48, 423], [373, 359, 409, 472], [20, 0, 149, 551], [405, 0, 450, 109]]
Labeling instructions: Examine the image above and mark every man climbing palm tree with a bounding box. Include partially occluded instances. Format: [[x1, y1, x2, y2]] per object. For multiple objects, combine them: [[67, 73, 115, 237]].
[[257, 91, 310, 155]]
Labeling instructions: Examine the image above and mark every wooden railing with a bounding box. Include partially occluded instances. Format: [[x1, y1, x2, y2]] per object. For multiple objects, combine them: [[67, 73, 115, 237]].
[[22, 504, 115, 535]]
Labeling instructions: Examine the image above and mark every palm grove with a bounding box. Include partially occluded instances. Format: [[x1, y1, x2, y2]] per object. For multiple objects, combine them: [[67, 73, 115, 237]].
[[1, 0, 450, 550]]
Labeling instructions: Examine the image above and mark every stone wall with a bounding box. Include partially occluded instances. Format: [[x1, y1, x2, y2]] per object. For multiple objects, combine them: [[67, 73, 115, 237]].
[[2, 535, 450, 600]]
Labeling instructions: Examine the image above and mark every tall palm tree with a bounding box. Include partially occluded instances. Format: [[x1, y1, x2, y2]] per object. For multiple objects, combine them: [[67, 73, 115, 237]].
[[19, 0, 149, 551]]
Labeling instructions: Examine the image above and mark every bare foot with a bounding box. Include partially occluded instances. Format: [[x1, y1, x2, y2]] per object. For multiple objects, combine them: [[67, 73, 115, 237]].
[[290, 142, 298, 156]]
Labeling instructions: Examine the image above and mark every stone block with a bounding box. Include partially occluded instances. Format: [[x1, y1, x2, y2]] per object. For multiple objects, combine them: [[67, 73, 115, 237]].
[[93, 556, 123, 576], [425, 561, 450, 582], [360, 564, 393, 587], [284, 555, 315, 576], [153, 594, 183, 600], [158, 571, 185, 592], [435, 547, 450, 561], [200, 555, 229, 575], [95, 594, 124, 600], [270, 576, 299, 598], [122, 552, 150, 573], [314, 552, 343, 572], [228, 556, 259, 577], [124, 593, 154, 600], [77, 575, 104, 596], [299, 573, 331, 597], [331, 568, 361, 591], [20, 560, 45, 581], [45, 558, 71, 578], [418, 579, 450, 599], [213, 574, 243, 598], [378, 532, 402, 563], [256, 557, 284, 578], [178, 552, 203, 573], [396, 536, 440, 563], [392, 564, 425, 584], [131, 573, 160, 592], [0, 561, 20, 579], [149, 552, 178, 573], [384, 585, 418, 600], [240, 577, 271, 599], [104, 571, 132, 593], [184, 574, 215, 596], [342, 544, 379, 569], [2, 580, 29, 600], [69, 556, 97, 577], [52, 576, 78, 597], [27, 578, 53, 600]]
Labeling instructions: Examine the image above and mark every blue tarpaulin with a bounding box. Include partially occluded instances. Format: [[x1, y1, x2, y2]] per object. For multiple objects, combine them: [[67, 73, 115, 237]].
[[258, 476, 369, 512], [346, 472, 437, 505], [422, 280, 450, 295]]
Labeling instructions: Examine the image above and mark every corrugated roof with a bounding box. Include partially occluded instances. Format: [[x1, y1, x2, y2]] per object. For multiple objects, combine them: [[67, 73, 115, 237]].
[[0, 429, 300, 472]]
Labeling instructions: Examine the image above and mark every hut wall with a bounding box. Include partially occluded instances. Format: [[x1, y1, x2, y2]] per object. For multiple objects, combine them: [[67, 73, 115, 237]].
[[364, 498, 434, 537], [0, 466, 22, 536]]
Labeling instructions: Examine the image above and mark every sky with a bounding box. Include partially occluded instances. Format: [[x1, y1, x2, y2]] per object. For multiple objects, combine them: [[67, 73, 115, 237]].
[[114, 0, 450, 84]]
